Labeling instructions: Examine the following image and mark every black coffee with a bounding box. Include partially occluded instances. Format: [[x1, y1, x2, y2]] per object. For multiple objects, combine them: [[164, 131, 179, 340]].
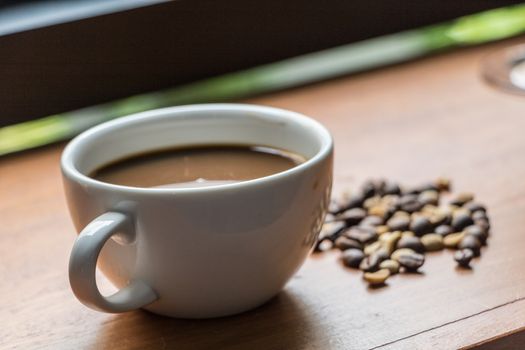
[[91, 145, 306, 188]]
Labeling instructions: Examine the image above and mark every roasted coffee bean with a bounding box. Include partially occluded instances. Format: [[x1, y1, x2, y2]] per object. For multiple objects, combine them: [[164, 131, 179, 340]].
[[359, 250, 388, 272], [338, 208, 367, 226], [435, 224, 453, 237], [345, 227, 378, 245], [458, 235, 481, 256], [397, 253, 425, 271], [383, 181, 402, 195], [314, 238, 332, 252], [471, 210, 488, 221], [418, 190, 439, 206], [368, 205, 392, 220], [410, 216, 434, 236], [405, 182, 438, 195], [474, 218, 491, 233], [454, 249, 474, 268], [361, 180, 378, 199], [334, 236, 363, 251], [464, 202, 486, 213], [449, 192, 474, 206], [375, 225, 390, 235], [429, 210, 451, 226], [396, 236, 425, 253], [360, 215, 384, 227], [363, 269, 390, 285], [333, 193, 365, 214], [379, 231, 402, 254], [391, 248, 416, 262], [402, 230, 415, 237], [328, 201, 340, 214], [434, 177, 451, 192], [364, 241, 382, 256], [379, 259, 400, 274], [399, 194, 423, 213], [401, 200, 423, 213], [443, 232, 465, 248], [363, 196, 381, 209], [319, 178, 491, 287], [451, 211, 474, 231], [463, 225, 488, 245], [420, 234, 444, 251], [387, 216, 410, 231], [319, 221, 347, 241], [342, 249, 365, 268], [371, 179, 387, 194], [393, 210, 411, 218]]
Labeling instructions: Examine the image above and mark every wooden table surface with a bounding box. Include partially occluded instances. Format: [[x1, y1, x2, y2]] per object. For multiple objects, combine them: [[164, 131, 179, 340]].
[[3, 38, 525, 350]]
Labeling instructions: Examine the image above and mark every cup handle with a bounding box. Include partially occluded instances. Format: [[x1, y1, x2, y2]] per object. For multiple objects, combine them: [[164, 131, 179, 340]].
[[69, 212, 158, 313]]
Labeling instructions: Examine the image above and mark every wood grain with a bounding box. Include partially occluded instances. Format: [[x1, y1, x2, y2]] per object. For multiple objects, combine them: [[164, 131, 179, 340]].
[[2, 37, 525, 349]]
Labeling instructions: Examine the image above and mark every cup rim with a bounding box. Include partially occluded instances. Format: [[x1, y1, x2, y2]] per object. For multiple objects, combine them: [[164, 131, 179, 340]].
[[61, 103, 333, 194]]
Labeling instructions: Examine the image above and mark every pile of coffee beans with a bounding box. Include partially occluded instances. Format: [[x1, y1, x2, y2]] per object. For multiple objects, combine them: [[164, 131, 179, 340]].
[[315, 178, 490, 286]]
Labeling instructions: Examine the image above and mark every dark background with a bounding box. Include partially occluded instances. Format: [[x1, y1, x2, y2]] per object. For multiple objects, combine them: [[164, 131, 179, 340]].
[[0, 0, 521, 127]]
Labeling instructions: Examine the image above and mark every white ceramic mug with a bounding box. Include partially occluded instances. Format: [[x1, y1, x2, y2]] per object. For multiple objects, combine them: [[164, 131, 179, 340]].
[[62, 104, 333, 318]]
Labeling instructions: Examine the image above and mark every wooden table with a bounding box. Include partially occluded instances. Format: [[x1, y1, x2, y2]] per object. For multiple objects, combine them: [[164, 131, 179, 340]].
[[2, 38, 525, 350]]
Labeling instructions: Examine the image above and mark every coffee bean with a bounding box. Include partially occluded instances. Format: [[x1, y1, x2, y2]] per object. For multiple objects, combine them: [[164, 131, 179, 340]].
[[363, 269, 390, 286], [337, 208, 367, 225], [463, 225, 488, 245], [375, 225, 390, 235], [379, 259, 400, 274], [360, 215, 384, 227], [458, 235, 481, 256], [345, 227, 378, 245], [420, 234, 444, 251], [359, 250, 388, 272], [334, 236, 363, 251], [474, 218, 490, 232], [397, 253, 425, 271], [361, 180, 378, 199], [396, 236, 425, 253], [435, 224, 453, 237], [393, 210, 411, 218], [434, 177, 451, 192], [471, 210, 488, 221], [387, 216, 410, 231], [418, 190, 439, 206], [383, 181, 401, 195], [363, 196, 381, 209], [379, 231, 401, 254], [429, 210, 451, 226], [405, 182, 438, 195], [328, 201, 340, 214], [391, 248, 416, 262], [314, 238, 332, 252], [450, 192, 474, 206], [364, 241, 382, 256], [454, 249, 474, 268], [451, 211, 474, 231], [443, 232, 465, 248], [333, 193, 365, 214], [410, 216, 434, 236], [320, 178, 491, 287], [399, 194, 423, 213], [401, 231, 415, 238], [464, 202, 486, 213], [319, 221, 347, 241], [368, 204, 392, 220], [342, 249, 365, 268]]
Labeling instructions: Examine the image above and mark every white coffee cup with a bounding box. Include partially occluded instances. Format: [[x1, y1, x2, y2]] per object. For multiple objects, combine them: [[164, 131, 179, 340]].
[[62, 104, 333, 318]]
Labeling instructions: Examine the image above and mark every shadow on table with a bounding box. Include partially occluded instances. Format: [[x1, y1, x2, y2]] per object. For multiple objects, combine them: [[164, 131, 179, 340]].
[[91, 290, 320, 350]]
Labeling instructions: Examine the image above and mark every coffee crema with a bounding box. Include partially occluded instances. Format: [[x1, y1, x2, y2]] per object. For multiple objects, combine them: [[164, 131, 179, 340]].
[[91, 145, 306, 188]]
